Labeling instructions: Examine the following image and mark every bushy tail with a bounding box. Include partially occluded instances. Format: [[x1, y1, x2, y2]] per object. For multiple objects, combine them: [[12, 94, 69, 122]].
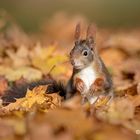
[[1, 79, 66, 105]]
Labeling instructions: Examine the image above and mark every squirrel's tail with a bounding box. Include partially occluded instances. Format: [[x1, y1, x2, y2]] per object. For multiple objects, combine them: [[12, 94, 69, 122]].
[[1, 79, 66, 105]]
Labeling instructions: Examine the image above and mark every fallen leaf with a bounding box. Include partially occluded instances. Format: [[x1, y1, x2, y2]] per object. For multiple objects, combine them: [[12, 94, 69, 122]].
[[115, 83, 138, 96], [31, 44, 68, 76], [96, 97, 135, 124], [100, 47, 128, 67], [0, 120, 14, 139], [95, 95, 112, 107], [6, 45, 30, 67], [2, 85, 61, 113], [0, 66, 42, 81], [45, 108, 93, 138]]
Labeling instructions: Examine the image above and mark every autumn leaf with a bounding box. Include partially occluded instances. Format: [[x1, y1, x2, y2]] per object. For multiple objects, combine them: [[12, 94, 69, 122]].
[[6, 45, 30, 67], [0, 13, 140, 140], [96, 97, 135, 124], [100, 47, 128, 67], [2, 85, 61, 113], [45, 108, 93, 138], [95, 95, 112, 107], [0, 66, 42, 81], [31, 44, 68, 76]]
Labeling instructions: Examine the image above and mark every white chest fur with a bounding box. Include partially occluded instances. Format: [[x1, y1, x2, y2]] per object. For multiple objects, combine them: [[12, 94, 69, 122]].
[[77, 66, 97, 92]]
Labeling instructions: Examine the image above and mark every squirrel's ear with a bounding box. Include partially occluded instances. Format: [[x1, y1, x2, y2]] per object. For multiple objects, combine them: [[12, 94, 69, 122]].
[[74, 23, 81, 44], [86, 24, 96, 45]]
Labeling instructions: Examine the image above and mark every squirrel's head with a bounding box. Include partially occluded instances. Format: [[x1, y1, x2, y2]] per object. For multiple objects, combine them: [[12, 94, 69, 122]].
[[70, 23, 96, 70]]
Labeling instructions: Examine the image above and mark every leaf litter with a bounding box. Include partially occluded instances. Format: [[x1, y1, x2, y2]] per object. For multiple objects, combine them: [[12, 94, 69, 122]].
[[0, 12, 139, 140]]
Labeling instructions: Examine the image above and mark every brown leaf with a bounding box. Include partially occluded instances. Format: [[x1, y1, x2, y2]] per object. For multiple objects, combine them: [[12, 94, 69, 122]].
[[45, 108, 93, 138], [6, 45, 30, 67], [0, 120, 14, 139], [115, 83, 138, 96], [91, 124, 136, 140], [27, 112, 73, 140], [100, 47, 128, 67], [130, 95, 140, 107], [96, 97, 135, 124], [104, 32, 140, 55], [62, 95, 82, 109]]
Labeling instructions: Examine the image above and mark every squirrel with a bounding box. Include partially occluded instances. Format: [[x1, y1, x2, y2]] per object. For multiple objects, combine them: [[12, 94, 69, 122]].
[[66, 23, 113, 104], [1, 23, 113, 105]]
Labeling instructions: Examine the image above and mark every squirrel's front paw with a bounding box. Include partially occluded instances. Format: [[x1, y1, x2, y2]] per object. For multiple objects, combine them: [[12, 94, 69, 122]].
[[75, 78, 86, 94], [90, 77, 104, 93]]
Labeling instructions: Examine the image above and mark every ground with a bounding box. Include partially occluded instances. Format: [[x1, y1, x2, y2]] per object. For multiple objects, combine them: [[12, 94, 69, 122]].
[[0, 13, 140, 140]]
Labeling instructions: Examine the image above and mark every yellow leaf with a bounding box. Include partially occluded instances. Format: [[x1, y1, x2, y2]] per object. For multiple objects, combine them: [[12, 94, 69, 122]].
[[31, 45, 68, 76], [0, 66, 42, 81], [95, 96, 111, 107], [2, 85, 61, 113]]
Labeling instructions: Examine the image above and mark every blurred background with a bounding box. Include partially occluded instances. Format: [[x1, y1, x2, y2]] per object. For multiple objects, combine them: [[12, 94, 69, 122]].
[[0, 0, 140, 32]]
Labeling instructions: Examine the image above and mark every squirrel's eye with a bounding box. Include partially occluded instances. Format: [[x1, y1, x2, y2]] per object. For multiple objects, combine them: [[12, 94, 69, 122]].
[[82, 50, 88, 56]]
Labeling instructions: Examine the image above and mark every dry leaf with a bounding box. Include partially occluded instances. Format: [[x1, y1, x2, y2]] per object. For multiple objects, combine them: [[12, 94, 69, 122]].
[[0, 120, 14, 139], [115, 83, 138, 96], [0, 66, 42, 81], [45, 108, 93, 138], [6, 45, 30, 67], [96, 97, 135, 124], [0, 13, 140, 140], [100, 47, 128, 67], [2, 85, 61, 113], [31, 44, 68, 76]]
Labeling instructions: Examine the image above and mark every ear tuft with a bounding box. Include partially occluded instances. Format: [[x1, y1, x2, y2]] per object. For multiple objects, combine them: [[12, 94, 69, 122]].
[[74, 23, 81, 43], [86, 24, 96, 44]]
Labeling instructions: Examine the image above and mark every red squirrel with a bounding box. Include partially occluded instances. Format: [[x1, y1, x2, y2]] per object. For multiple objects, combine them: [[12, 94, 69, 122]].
[[1, 23, 113, 105], [66, 24, 113, 104]]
